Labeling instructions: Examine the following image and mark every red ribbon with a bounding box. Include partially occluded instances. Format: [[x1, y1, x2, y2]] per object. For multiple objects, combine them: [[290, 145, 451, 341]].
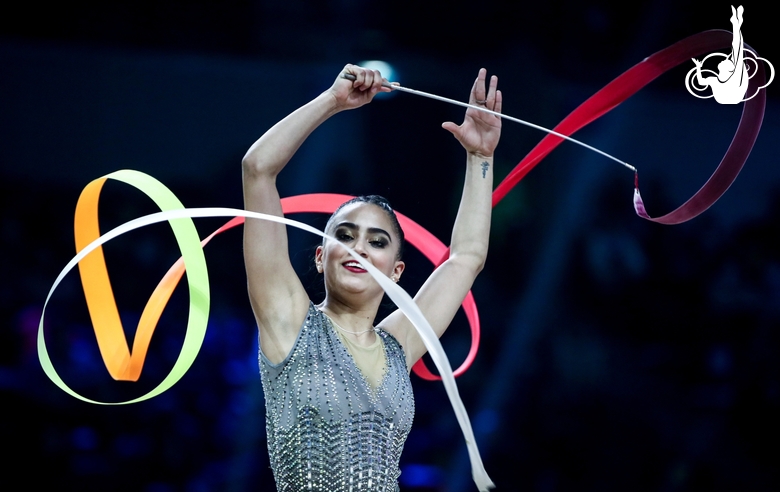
[[492, 30, 766, 224]]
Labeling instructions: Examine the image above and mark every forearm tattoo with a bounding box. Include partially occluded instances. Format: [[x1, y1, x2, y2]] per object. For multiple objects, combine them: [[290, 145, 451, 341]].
[[481, 161, 489, 179]]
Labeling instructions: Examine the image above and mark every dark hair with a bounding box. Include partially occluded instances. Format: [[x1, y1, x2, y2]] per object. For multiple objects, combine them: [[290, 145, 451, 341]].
[[324, 195, 405, 260]]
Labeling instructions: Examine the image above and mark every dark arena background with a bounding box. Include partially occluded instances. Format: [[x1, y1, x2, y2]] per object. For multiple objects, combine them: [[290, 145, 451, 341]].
[[2, 1, 778, 491]]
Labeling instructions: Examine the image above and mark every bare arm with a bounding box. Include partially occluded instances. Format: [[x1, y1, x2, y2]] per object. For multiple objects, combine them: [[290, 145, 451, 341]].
[[243, 65, 390, 364], [381, 68, 501, 368]]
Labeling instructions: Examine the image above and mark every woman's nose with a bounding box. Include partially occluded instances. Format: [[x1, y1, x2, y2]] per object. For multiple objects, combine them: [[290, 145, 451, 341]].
[[353, 241, 369, 257]]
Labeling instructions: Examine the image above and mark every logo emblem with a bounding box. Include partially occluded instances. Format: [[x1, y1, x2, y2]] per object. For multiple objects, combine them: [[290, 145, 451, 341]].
[[685, 5, 774, 104]]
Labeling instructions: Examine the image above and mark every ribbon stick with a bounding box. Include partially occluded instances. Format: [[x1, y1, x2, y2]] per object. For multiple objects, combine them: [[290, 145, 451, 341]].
[[343, 73, 636, 173]]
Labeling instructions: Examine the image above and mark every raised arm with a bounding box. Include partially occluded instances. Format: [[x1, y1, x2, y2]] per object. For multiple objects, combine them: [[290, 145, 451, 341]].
[[243, 65, 390, 364], [381, 68, 502, 368]]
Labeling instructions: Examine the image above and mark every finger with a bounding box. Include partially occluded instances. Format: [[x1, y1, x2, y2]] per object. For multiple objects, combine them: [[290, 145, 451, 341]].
[[370, 69, 385, 93], [494, 89, 503, 115], [342, 64, 356, 85], [486, 74, 498, 108], [471, 68, 487, 104], [441, 121, 463, 140], [358, 67, 374, 91], [347, 64, 367, 89], [380, 77, 393, 92]]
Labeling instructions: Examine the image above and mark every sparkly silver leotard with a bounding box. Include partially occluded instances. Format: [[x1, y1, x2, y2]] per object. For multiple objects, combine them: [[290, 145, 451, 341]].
[[259, 302, 415, 491]]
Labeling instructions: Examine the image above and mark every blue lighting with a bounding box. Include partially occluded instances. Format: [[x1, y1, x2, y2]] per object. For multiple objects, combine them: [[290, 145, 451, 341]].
[[357, 60, 398, 98], [400, 463, 444, 487]]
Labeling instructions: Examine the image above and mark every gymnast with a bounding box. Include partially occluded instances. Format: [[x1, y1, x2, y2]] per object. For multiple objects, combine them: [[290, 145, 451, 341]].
[[241, 64, 501, 490]]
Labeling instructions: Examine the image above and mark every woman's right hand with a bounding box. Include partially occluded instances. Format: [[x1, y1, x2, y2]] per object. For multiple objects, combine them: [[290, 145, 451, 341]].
[[328, 64, 393, 111]]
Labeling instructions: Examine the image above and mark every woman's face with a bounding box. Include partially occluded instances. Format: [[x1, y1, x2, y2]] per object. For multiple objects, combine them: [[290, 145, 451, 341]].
[[316, 202, 405, 299]]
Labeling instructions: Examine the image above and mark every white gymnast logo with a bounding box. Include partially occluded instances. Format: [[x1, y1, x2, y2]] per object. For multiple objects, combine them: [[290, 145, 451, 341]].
[[685, 5, 774, 104]]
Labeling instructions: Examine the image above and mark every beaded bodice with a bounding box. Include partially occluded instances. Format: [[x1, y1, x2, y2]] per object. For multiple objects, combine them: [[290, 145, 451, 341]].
[[259, 303, 415, 491]]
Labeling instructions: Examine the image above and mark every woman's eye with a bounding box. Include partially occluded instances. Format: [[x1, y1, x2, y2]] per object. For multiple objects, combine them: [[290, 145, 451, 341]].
[[337, 233, 353, 241], [370, 240, 387, 248]]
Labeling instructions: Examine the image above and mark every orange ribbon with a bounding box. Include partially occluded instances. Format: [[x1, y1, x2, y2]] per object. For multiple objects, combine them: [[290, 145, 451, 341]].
[[73, 171, 210, 382]]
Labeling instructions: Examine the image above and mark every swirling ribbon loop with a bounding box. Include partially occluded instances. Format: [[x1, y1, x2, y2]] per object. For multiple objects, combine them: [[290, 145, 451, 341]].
[[39, 170, 211, 404], [493, 30, 766, 225]]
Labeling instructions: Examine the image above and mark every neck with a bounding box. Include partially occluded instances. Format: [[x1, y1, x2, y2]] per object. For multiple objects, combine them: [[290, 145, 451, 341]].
[[318, 295, 380, 342]]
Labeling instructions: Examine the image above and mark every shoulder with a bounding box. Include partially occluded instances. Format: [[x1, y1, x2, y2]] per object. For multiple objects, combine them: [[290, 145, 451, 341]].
[[377, 327, 405, 358], [301, 301, 327, 333]]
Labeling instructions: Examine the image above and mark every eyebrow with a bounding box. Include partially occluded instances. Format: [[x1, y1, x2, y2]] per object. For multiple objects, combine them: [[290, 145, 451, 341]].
[[335, 222, 392, 242]]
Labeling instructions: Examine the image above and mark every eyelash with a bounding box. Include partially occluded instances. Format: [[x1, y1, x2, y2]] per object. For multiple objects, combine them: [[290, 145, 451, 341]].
[[336, 232, 386, 248]]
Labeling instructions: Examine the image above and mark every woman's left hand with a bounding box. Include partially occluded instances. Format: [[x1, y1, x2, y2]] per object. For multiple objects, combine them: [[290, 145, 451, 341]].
[[442, 68, 502, 157]]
